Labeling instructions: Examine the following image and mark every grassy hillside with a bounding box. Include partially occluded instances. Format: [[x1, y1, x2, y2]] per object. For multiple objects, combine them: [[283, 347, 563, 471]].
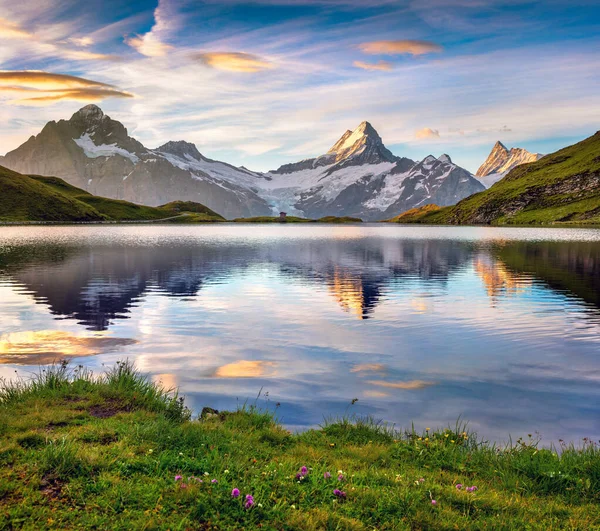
[[0, 166, 224, 223], [0, 166, 105, 222], [385, 204, 443, 223], [159, 201, 226, 222], [1, 362, 599, 530], [389, 132, 600, 225]]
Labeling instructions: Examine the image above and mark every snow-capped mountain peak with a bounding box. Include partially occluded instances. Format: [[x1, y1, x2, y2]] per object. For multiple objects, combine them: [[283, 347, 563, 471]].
[[438, 154, 452, 164], [476, 140, 544, 187], [325, 121, 397, 166]]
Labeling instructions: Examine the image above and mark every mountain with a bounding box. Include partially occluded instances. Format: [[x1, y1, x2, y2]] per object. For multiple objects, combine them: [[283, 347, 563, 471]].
[[476, 141, 543, 188], [260, 122, 485, 220], [388, 132, 600, 225], [0, 107, 485, 221], [0, 105, 271, 219], [0, 164, 224, 223]]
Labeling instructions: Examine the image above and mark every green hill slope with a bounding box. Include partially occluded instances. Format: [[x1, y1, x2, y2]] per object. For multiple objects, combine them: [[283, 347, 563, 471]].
[[0, 165, 224, 223], [0, 166, 104, 222], [389, 132, 600, 225]]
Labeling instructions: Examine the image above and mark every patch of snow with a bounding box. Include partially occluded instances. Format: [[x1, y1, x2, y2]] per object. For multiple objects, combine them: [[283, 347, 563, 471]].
[[74, 133, 139, 163], [158, 151, 260, 188], [478, 172, 505, 188]]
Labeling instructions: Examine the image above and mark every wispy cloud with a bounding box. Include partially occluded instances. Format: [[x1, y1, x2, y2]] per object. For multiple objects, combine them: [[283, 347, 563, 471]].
[[194, 52, 274, 73], [366, 379, 436, 390], [125, 0, 174, 57], [359, 40, 443, 56], [0, 17, 33, 39], [353, 60, 393, 71], [0, 71, 133, 106]]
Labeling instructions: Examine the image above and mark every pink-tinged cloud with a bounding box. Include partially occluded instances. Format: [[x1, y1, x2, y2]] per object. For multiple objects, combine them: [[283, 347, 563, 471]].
[[0, 71, 133, 106], [366, 379, 435, 390], [415, 127, 440, 139], [359, 40, 443, 56], [125, 34, 172, 57], [194, 52, 274, 73], [353, 60, 393, 71], [0, 17, 32, 39]]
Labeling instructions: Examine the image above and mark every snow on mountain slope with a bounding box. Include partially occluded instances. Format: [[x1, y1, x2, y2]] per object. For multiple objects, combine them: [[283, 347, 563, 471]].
[[259, 126, 484, 220], [1, 105, 486, 220], [155, 140, 263, 189], [1, 105, 272, 219], [74, 133, 140, 163]]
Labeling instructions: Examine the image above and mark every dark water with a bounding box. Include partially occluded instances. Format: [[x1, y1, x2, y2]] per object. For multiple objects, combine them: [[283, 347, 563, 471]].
[[1, 224, 599, 443]]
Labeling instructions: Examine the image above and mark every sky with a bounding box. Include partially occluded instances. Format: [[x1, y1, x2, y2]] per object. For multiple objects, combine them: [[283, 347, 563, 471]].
[[0, 0, 599, 173]]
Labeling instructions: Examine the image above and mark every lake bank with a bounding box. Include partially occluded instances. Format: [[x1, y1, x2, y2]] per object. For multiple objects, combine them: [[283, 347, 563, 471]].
[[1, 362, 599, 530]]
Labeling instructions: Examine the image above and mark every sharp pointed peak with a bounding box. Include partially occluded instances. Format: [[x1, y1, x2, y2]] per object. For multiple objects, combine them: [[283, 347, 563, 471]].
[[438, 154, 452, 164], [493, 140, 509, 151]]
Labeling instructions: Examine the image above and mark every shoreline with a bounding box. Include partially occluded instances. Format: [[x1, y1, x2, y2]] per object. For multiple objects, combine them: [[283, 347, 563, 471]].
[[1, 362, 598, 529]]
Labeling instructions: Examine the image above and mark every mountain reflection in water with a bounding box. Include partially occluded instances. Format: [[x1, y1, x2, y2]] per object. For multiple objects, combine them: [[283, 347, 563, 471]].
[[0, 224, 599, 444]]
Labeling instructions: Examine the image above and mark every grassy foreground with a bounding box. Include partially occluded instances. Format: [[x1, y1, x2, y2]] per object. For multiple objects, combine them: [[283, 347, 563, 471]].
[[1, 363, 599, 530]]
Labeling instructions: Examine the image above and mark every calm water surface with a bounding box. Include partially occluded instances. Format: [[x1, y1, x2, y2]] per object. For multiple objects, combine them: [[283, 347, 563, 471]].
[[1, 224, 599, 443]]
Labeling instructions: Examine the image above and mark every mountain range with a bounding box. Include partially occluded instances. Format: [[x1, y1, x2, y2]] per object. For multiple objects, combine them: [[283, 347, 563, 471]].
[[476, 141, 543, 188], [389, 131, 600, 225], [0, 105, 487, 221]]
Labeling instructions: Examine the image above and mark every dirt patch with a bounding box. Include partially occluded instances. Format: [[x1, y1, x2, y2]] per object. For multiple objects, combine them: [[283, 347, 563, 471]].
[[40, 476, 64, 500], [47, 421, 69, 429], [89, 399, 130, 419]]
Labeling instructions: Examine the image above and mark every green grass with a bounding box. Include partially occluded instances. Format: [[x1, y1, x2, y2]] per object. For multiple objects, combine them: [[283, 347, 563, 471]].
[[0, 165, 225, 223], [388, 132, 600, 226], [1, 362, 599, 530], [159, 201, 225, 221], [0, 166, 105, 222], [316, 216, 363, 223]]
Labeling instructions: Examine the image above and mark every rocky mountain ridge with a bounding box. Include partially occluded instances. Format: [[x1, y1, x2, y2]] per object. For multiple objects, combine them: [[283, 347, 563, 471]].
[[1, 105, 485, 220], [476, 141, 543, 188]]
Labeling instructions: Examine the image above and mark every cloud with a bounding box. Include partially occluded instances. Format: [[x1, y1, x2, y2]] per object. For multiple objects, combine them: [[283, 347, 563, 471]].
[[125, 0, 174, 57], [353, 60, 393, 71], [350, 363, 387, 373], [67, 36, 94, 47], [359, 40, 443, 56], [366, 379, 435, 390], [194, 52, 274, 73], [0, 71, 134, 106], [126, 34, 173, 57], [0, 330, 136, 365], [214, 360, 277, 378], [58, 48, 120, 61], [0, 17, 32, 39], [415, 127, 440, 139]]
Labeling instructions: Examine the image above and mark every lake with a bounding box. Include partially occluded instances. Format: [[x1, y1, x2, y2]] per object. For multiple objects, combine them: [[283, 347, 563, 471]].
[[0, 224, 599, 444]]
